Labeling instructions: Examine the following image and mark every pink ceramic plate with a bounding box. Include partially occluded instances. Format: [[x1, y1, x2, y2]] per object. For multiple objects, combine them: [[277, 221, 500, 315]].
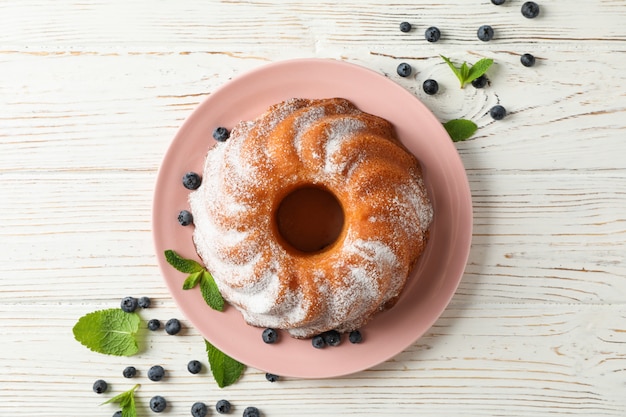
[[153, 58, 472, 378]]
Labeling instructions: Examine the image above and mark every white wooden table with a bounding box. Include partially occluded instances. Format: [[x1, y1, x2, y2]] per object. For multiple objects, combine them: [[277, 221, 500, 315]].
[[2, 1, 626, 416]]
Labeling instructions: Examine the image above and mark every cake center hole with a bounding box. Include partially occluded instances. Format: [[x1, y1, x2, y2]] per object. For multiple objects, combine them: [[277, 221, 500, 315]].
[[276, 186, 344, 253]]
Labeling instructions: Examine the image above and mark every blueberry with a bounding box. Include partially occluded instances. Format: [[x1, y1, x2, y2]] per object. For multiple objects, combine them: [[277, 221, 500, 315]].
[[520, 53, 536, 67], [148, 365, 165, 382], [323, 330, 341, 347], [422, 79, 439, 95], [187, 360, 202, 374], [261, 328, 278, 344], [216, 399, 232, 414], [489, 105, 507, 120], [243, 406, 260, 417], [399, 21, 412, 33], [424, 26, 441, 43], [165, 318, 182, 335], [182, 172, 202, 190], [178, 210, 193, 226], [521, 1, 540, 18], [213, 127, 230, 142], [471, 75, 489, 89], [191, 402, 208, 417], [491, 0, 505, 4], [120, 296, 138, 313], [150, 395, 167, 413], [113, 412, 122, 417], [311, 335, 326, 349], [349, 330, 363, 344], [92, 379, 108, 394], [138, 296, 151, 308], [122, 366, 136, 378], [477, 25, 494, 42], [265, 373, 279, 382], [396, 62, 412, 77], [147, 318, 161, 331]]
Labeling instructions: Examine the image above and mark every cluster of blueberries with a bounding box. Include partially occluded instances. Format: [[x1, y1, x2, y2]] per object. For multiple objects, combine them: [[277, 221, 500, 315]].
[[94, 370, 235, 416], [258, 327, 362, 383], [396, 0, 541, 121], [259, 328, 362, 387], [261, 327, 363, 349], [92, 296, 263, 417], [121, 296, 182, 334], [178, 171, 202, 226], [177, 125, 229, 227]]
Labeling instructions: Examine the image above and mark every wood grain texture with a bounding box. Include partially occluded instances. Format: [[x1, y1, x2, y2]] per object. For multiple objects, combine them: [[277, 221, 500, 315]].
[[1, 0, 626, 416]]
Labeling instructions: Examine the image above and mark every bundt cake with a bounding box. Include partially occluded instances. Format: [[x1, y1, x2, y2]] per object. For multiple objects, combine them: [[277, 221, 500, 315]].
[[189, 98, 433, 338]]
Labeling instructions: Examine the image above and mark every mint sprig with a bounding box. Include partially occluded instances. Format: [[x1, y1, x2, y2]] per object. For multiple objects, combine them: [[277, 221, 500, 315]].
[[165, 249, 225, 311], [72, 308, 140, 356], [101, 384, 140, 417], [205, 339, 246, 388], [443, 119, 478, 142], [441, 55, 493, 88]]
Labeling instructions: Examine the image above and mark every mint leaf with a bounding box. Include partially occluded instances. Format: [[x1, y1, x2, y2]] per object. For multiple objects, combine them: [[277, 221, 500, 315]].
[[443, 119, 478, 142], [73, 309, 140, 356], [102, 384, 140, 417], [200, 271, 225, 311], [441, 55, 493, 88], [460, 61, 470, 81], [164, 249, 204, 273], [168, 249, 226, 312], [441, 55, 462, 83], [205, 339, 246, 388], [182, 271, 203, 290], [466, 58, 494, 84]]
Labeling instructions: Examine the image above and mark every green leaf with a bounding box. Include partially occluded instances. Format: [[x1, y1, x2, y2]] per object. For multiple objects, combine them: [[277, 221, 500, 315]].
[[443, 119, 478, 142], [440, 55, 463, 86], [73, 309, 140, 356], [101, 384, 140, 417], [205, 339, 246, 388], [441, 55, 493, 88], [460, 62, 470, 81], [466, 58, 494, 84], [164, 249, 204, 274], [200, 271, 225, 311], [183, 270, 203, 290]]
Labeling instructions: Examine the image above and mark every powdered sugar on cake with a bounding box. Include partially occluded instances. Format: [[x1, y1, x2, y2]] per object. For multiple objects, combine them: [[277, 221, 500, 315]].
[[189, 98, 433, 338]]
